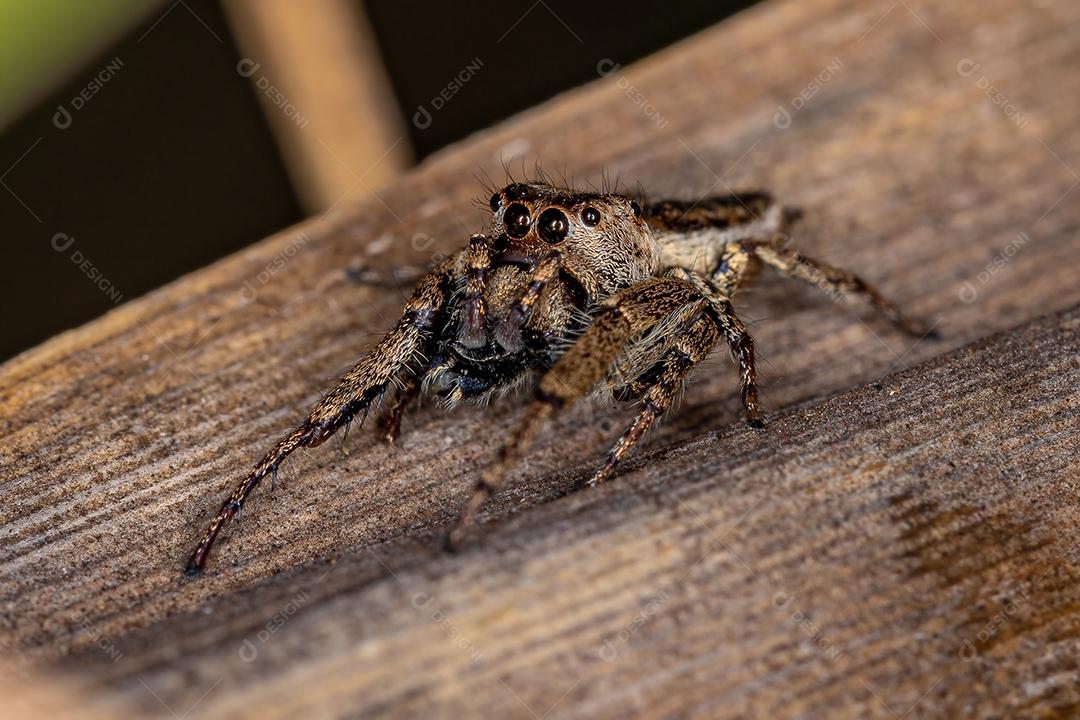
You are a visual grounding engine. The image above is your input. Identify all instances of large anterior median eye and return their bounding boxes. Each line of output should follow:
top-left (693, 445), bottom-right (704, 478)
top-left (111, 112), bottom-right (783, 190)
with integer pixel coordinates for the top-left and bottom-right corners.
top-left (537, 208), bottom-right (569, 244)
top-left (504, 202), bottom-right (531, 238)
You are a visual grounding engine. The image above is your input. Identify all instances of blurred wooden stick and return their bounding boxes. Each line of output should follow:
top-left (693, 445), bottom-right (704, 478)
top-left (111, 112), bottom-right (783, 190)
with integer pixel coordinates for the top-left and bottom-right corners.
top-left (224, 0), bottom-right (411, 214)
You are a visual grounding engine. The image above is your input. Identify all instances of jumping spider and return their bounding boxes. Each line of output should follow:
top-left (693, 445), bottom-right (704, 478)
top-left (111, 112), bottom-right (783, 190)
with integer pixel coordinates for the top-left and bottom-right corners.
top-left (185, 181), bottom-right (932, 574)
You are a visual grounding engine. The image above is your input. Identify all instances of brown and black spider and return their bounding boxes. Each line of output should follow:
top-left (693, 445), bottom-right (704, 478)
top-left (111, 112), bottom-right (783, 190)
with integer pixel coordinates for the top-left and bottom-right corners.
top-left (184, 180), bottom-right (933, 574)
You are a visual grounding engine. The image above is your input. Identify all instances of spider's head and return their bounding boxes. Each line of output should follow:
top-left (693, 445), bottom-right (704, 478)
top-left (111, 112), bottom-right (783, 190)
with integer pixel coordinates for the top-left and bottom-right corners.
top-left (487, 182), bottom-right (658, 293)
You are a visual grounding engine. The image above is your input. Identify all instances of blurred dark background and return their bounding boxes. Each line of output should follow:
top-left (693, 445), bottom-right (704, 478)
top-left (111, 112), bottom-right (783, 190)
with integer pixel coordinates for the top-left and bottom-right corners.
top-left (1, 0), bottom-right (755, 362)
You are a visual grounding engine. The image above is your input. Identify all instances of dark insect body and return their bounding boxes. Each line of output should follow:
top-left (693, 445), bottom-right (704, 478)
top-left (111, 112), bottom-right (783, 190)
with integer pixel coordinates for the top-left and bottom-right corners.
top-left (185, 180), bottom-right (933, 574)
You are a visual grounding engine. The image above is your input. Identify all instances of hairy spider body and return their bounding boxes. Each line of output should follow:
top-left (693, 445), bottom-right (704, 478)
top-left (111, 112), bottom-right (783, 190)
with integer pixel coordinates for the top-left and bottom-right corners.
top-left (185, 181), bottom-right (932, 574)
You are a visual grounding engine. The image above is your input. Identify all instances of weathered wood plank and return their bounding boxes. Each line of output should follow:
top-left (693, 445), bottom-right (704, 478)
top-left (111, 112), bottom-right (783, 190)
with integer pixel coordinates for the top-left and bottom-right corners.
top-left (47, 305), bottom-right (1080, 719)
top-left (2, 0), bottom-right (1079, 716)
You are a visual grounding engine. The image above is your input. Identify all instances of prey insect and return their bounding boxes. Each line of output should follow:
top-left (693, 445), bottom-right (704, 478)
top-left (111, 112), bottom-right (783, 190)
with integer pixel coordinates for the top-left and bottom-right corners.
top-left (185, 180), bottom-right (933, 574)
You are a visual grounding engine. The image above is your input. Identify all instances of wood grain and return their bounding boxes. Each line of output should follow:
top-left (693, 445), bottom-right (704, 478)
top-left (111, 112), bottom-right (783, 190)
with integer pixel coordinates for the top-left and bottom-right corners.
top-left (2, 0), bottom-right (1079, 717)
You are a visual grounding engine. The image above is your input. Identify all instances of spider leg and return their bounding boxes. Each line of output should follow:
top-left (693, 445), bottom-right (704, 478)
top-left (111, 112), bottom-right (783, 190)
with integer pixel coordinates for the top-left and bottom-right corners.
top-left (458, 233), bottom-right (494, 348)
top-left (710, 240), bottom-right (761, 297)
top-left (185, 254), bottom-right (457, 574)
top-left (376, 374), bottom-right (420, 446)
top-left (445, 276), bottom-right (703, 550)
top-left (588, 312), bottom-right (721, 486)
top-left (670, 267), bottom-right (765, 427)
top-left (712, 297), bottom-right (765, 427)
top-left (645, 192), bottom-right (775, 233)
top-left (752, 238), bottom-right (935, 337)
top-left (492, 251), bottom-right (561, 353)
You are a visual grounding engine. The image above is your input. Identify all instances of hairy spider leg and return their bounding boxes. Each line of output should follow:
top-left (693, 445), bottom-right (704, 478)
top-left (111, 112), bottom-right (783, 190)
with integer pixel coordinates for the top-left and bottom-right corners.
top-left (458, 233), bottom-right (495, 349)
top-left (184, 253), bottom-right (458, 574)
top-left (670, 266), bottom-right (764, 428)
top-left (492, 251), bottom-right (562, 353)
top-left (588, 311), bottom-right (722, 486)
top-left (446, 276), bottom-right (705, 550)
top-left (752, 238), bottom-right (934, 337)
top-left (645, 192), bottom-right (776, 233)
top-left (376, 374), bottom-right (421, 446)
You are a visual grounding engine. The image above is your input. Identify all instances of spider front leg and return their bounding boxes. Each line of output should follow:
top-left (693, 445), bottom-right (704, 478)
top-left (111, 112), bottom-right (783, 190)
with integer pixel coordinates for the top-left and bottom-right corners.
top-left (376, 375), bottom-right (420, 446)
top-left (492, 251), bottom-right (561, 353)
top-left (458, 233), bottom-right (495, 348)
top-left (445, 276), bottom-right (704, 550)
top-left (184, 254), bottom-right (457, 575)
top-left (752, 237), bottom-right (935, 337)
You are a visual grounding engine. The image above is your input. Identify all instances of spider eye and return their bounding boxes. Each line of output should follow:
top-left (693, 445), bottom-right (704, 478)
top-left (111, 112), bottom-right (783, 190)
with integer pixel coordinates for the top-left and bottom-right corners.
top-left (504, 202), bottom-right (531, 238)
top-left (581, 207), bottom-right (601, 226)
top-left (505, 183), bottom-right (529, 201)
top-left (629, 200), bottom-right (642, 218)
top-left (537, 208), bottom-right (569, 244)
top-left (489, 193), bottom-right (502, 212)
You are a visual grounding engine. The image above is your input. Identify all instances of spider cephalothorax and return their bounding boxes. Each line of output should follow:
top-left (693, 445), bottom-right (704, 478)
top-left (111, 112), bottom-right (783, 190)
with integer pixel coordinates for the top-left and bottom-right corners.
top-left (185, 180), bottom-right (933, 574)
top-left (426, 182), bottom-right (658, 407)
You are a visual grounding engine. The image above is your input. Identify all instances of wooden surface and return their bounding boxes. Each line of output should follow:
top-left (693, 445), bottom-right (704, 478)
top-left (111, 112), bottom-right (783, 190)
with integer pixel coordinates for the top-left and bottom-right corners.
top-left (2, 0), bottom-right (1079, 717)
